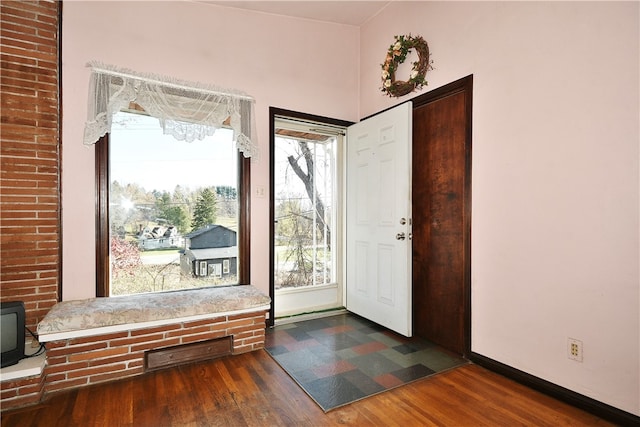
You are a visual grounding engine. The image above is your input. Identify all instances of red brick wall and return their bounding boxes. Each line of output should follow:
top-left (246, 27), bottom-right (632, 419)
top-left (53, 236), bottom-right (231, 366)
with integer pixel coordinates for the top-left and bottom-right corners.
top-left (0, 0), bottom-right (60, 332)
top-left (0, 371), bottom-right (46, 409)
top-left (43, 312), bottom-right (267, 396)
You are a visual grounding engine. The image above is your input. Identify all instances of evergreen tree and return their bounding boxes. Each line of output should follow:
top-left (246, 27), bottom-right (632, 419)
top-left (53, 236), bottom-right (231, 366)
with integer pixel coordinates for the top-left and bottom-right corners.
top-left (191, 187), bottom-right (218, 231)
top-left (215, 185), bottom-right (238, 218)
top-left (166, 205), bottom-right (190, 233)
top-left (155, 191), bottom-right (190, 233)
top-left (215, 185), bottom-right (237, 200)
top-left (155, 192), bottom-right (172, 219)
top-left (156, 190), bottom-right (189, 233)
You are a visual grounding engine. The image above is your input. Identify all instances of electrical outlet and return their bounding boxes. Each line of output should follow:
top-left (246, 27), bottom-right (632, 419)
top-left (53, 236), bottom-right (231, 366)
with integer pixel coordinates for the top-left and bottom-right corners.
top-left (568, 338), bottom-right (583, 362)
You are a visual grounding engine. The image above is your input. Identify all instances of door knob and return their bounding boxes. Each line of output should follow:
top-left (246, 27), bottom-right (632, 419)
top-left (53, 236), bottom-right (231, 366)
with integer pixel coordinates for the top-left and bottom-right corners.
top-left (396, 232), bottom-right (406, 240)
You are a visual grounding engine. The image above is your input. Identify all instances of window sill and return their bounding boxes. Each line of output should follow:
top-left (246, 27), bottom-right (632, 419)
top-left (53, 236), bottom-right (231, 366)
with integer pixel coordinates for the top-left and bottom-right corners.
top-left (0, 343), bottom-right (45, 382)
top-left (275, 282), bottom-right (338, 295)
top-left (37, 285), bottom-right (271, 342)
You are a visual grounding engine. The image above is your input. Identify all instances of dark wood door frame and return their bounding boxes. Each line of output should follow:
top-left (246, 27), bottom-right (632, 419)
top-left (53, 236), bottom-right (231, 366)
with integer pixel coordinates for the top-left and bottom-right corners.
top-left (410, 75), bottom-right (472, 357)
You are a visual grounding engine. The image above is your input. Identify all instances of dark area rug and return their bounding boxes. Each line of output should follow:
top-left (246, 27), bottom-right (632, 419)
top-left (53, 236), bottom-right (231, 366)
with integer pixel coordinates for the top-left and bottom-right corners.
top-left (265, 312), bottom-right (468, 412)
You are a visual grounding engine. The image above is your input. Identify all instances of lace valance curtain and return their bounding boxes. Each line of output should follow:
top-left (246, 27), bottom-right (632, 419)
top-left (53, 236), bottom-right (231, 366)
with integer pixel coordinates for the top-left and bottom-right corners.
top-left (83, 62), bottom-right (258, 158)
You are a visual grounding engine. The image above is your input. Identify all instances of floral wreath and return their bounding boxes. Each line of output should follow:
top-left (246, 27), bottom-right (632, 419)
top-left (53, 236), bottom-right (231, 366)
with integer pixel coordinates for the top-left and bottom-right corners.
top-left (381, 34), bottom-right (431, 97)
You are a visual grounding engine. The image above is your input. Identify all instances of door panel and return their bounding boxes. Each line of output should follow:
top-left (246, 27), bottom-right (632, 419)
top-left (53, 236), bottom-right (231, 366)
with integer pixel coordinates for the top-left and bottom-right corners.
top-left (346, 102), bottom-right (412, 337)
top-left (412, 87), bottom-right (471, 355)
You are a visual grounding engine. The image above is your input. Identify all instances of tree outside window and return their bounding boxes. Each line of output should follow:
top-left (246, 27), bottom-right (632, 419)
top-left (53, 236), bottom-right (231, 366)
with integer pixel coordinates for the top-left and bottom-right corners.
top-left (103, 111), bottom-right (245, 296)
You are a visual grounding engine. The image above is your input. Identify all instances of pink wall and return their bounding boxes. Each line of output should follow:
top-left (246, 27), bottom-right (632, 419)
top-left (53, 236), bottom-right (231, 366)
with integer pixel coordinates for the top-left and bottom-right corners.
top-left (62, 0), bottom-right (639, 416)
top-left (359, 1), bottom-right (639, 416)
top-left (61, 1), bottom-right (359, 300)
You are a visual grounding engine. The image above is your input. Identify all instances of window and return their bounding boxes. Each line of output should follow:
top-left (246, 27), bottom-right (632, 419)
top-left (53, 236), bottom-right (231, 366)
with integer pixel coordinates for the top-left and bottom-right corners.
top-left (87, 64), bottom-right (256, 297)
top-left (96, 112), bottom-right (251, 296)
top-left (199, 261), bottom-right (208, 277)
top-left (268, 107), bottom-right (351, 323)
top-left (211, 263), bottom-right (222, 278)
top-left (273, 121), bottom-right (337, 288)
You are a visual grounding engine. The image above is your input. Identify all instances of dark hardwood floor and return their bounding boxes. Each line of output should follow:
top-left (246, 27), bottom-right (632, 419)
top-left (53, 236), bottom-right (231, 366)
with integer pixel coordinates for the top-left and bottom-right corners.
top-left (2, 350), bottom-right (614, 426)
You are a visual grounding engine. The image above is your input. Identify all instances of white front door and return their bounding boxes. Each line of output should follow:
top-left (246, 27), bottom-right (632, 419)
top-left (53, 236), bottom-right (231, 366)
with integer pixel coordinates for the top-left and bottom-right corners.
top-left (346, 102), bottom-right (413, 337)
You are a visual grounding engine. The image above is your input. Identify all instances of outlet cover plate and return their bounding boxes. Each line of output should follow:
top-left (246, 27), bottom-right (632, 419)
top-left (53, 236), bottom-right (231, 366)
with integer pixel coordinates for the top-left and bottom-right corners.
top-left (568, 337), bottom-right (583, 362)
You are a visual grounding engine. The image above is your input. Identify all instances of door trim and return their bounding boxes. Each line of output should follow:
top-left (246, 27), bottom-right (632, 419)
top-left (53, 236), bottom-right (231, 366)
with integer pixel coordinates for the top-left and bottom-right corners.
top-left (411, 75), bottom-right (473, 356)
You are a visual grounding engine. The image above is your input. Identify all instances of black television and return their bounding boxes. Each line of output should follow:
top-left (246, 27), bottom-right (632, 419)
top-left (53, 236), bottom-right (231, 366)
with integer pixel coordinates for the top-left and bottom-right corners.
top-left (1, 301), bottom-right (26, 368)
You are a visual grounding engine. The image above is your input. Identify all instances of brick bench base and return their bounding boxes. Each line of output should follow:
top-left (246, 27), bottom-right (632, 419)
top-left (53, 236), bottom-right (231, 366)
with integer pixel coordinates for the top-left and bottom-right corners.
top-left (1, 286), bottom-right (270, 411)
top-left (42, 311), bottom-right (267, 395)
top-left (0, 371), bottom-right (47, 411)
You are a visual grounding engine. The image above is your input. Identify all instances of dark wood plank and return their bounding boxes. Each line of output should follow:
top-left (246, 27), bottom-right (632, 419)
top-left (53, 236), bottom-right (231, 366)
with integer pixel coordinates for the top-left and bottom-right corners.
top-left (146, 337), bottom-right (232, 371)
top-left (1, 350), bottom-right (614, 427)
top-left (412, 83), bottom-right (471, 355)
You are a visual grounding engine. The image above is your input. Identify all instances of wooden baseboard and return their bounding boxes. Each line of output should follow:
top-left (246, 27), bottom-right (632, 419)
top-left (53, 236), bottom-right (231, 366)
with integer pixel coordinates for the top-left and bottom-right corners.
top-left (469, 352), bottom-right (639, 427)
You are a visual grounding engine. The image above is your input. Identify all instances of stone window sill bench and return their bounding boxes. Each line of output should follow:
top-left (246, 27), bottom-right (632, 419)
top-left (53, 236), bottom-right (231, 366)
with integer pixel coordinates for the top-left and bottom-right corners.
top-left (36, 285), bottom-right (271, 342)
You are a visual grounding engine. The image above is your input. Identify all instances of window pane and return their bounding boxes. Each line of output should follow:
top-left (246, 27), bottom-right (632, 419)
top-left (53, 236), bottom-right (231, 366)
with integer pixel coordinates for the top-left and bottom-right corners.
top-left (274, 133), bottom-right (336, 289)
top-left (109, 111), bottom-right (239, 296)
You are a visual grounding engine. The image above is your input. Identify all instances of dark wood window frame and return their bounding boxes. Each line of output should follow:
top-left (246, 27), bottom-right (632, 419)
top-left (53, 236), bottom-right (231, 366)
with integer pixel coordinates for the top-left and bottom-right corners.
top-left (95, 133), bottom-right (251, 297)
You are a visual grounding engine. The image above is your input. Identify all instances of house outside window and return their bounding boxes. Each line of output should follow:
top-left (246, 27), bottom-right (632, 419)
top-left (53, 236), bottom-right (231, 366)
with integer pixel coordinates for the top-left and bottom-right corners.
top-left (179, 224), bottom-right (238, 281)
top-left (98, 111), bottom-right (250, 296)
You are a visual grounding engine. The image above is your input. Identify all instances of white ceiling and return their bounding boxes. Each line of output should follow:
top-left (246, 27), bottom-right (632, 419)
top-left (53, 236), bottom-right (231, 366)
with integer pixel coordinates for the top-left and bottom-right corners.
top-left (201, 1), bottom-right (391, 26)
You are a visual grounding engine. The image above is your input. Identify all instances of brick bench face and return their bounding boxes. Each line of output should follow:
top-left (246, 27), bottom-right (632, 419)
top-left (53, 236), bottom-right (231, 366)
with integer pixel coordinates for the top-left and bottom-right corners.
top-left (0, 375), bottom-right (46, 410)
top-left (43, 312), bottom-right (267, 394)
